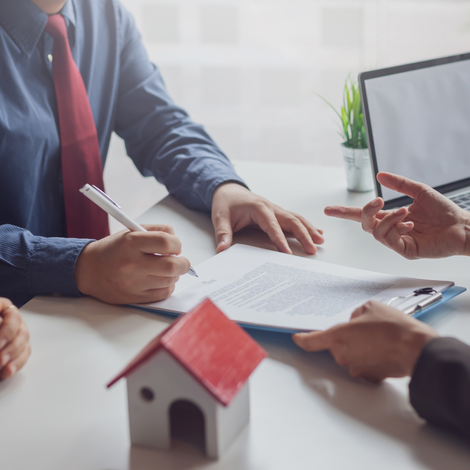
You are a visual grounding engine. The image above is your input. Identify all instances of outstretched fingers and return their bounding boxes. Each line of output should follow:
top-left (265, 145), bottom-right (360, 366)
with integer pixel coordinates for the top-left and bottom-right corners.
top-left (278, 213), bottom-right (323, 255)
top-left (251, 205), bottom-right (292, 254)
top-left (325, 198), bottom-right (388, 233)
top-left (293, 327), bottom-right (350, 368)
top-left (292, 213), bottom-right (325, 244)
top-left (324, 205), bottom-right (363, 222)
top-left (293, 330), bottom-right (331, 352)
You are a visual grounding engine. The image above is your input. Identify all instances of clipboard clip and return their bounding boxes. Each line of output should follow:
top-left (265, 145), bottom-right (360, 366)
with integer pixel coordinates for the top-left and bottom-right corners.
top-left (385, 287), bottom-right (442, 315)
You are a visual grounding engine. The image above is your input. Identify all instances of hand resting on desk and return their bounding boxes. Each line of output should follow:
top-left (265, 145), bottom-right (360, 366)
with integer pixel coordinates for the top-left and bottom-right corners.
top-left (0, 297), bottom-right (30, 380)
top-left (212, 183), bottom-right (324, 255)
top-left (325, 172), bottom-right (470, 260)
top-left (74, 224), bottom-right (190, 304)
top-left (293, 300), bottom-right (438, 382)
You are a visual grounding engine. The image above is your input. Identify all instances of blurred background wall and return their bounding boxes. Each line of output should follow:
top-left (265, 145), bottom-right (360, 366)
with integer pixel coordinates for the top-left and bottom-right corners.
top-left (105, 0), bottom-right (470, 228)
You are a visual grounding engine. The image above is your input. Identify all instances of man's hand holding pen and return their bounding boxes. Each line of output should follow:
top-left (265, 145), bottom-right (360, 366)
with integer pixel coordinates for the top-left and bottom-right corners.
top-left (74, 224), bottom-right (190, 304)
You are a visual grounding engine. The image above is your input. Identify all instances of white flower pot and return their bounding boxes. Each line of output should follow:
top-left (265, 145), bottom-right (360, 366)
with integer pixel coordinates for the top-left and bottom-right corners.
top-left (341, 144), bottom-right (374, 192)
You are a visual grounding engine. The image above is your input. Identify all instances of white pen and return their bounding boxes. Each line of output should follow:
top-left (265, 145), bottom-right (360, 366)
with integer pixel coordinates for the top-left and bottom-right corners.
top-left (79, 184), bottom-right (198, 277)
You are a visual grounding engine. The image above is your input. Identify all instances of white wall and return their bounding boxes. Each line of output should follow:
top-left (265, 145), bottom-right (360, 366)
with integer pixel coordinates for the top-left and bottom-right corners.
top-left (119, 0), bottom-right (470, 167)
top-left (105, 0), bottom-right (470, 227)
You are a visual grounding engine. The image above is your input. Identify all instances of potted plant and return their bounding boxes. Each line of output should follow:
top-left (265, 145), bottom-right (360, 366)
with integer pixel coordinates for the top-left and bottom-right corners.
top-left (316, 77), bottom-right (374, 192)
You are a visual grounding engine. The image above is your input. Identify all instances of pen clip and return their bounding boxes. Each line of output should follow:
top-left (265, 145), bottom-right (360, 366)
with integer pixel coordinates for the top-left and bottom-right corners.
top-left (92, 185), bottom-right (121, 209)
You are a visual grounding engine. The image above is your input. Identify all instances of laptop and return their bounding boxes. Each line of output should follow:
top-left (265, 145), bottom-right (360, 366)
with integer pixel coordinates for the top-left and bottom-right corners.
top-left (359, 53), bottom-right (470, 210)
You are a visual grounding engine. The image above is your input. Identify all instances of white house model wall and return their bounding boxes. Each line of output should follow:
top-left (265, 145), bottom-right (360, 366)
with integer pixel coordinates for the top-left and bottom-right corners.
top-left (126, 349), bottom-right (250, 459)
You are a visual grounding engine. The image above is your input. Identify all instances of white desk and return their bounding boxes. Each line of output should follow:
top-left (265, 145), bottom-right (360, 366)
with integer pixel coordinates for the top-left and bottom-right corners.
top-left (3, 161), bottom-right (470, 470)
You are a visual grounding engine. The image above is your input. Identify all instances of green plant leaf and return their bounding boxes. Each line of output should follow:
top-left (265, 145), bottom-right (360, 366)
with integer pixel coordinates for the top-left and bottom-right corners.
top-left (351, 85), bottom-right (362, 148)
top-left (345, 83), bottom-right (352, 122)
top-left (341, 107), bottom-right (350, 142)
top-left (312, 75), bottom-right (368, 149)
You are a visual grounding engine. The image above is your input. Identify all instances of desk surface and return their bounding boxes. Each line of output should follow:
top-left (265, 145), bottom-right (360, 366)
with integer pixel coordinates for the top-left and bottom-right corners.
top-left (3, 161), bottom-right (470, 470)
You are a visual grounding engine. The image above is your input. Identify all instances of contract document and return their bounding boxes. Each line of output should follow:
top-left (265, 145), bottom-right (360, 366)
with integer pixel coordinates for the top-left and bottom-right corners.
top-left (137, 244), bottom-right (454, 332)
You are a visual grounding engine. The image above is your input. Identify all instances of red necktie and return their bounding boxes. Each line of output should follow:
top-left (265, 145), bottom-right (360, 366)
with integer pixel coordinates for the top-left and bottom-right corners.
top-left (46, 14), bottom-right (109, 239)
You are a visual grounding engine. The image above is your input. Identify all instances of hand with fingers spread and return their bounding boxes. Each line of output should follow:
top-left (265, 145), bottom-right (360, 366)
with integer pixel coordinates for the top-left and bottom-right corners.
top-left (74, 224), bottom-right (190, 304)
top-left (211, 183), bottom-right (324, 255)
top-left (293, 300), bottom-right (438, 382)
top-left (0, 298), bottom-right (31, 380)
top-left (325, 172), bottom-right (470, 259)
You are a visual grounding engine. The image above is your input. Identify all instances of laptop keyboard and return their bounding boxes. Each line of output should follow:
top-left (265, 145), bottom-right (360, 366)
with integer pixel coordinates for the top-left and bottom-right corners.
top-left (449, 192), bottom-right (470, 211)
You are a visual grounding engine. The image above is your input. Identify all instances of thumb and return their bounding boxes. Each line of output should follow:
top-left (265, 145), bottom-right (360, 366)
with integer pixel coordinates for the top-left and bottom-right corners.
top-left (350, 304), bottom-right (367, 320)
top-left (213, 210), bottom-right (233, 253)
top-left (377, 172), bottom-right (427, 200)
top-left (0, 297), bottom-right (13, 313)
top-left (350, 300), bottom-right (380, 320)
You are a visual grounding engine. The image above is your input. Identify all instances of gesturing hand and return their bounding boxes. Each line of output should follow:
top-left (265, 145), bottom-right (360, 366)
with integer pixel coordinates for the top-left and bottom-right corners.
top-left (325, 172), bottom-right (470, 259)
top-left (74, 224), bottom-right (190, 304)
top-left (0, 298), bottom-right (31, 380)
top-left (293, 300), bottom-right (438, 383)
top-left (212, 183), bottom-right (324, 255)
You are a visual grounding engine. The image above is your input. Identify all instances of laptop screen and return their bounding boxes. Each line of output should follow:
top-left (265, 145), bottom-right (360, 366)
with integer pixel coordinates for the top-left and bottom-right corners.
top-left (360, 54), bottom-right (470, 208)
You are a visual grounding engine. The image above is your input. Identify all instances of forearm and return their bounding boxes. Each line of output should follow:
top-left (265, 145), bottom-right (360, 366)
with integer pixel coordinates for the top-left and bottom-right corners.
top-left (117, 73), bottom-right (246, 211)
top-left (409, 337), bottom-right (470, 439)
top-left (114, 5), bottom-right (246, 212)
top-left (0, 225), bottom-right (92, 307)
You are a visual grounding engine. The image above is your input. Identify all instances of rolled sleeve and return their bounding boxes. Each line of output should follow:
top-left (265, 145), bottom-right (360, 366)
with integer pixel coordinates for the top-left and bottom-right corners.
top-left (114, 4), bottom-right (246, 213)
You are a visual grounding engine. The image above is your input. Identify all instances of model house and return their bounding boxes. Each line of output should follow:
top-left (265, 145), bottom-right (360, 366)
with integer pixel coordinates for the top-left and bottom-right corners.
top-left (107, 298), bottom-right (267, 459)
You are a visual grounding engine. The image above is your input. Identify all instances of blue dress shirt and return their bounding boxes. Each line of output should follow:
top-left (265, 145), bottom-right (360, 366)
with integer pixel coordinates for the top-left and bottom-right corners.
top-left (0, 0), bottom-right (245, 307)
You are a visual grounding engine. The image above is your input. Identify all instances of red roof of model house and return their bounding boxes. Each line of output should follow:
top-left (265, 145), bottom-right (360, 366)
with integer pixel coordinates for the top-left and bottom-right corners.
top-left (107, 298), bottom-right (267, 406)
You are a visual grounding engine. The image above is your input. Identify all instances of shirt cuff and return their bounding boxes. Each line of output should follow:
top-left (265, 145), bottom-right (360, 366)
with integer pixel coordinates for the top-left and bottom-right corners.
top-left (28, 236), bottom-right (93, 298)
top-left (193, 169), bottom-right (248, 211)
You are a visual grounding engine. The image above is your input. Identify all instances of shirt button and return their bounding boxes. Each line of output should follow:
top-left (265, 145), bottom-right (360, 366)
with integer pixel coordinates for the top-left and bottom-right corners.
top-left (47, 54), bottom-right (53, 63)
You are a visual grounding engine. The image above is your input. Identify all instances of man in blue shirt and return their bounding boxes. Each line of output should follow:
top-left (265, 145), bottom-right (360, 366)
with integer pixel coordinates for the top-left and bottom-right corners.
top-left (0, 0), bottom-right (324, 307)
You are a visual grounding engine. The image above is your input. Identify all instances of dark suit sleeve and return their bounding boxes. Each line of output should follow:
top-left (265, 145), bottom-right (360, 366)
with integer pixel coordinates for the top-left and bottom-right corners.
top-left (409, 337), bottom-right (470, 439)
